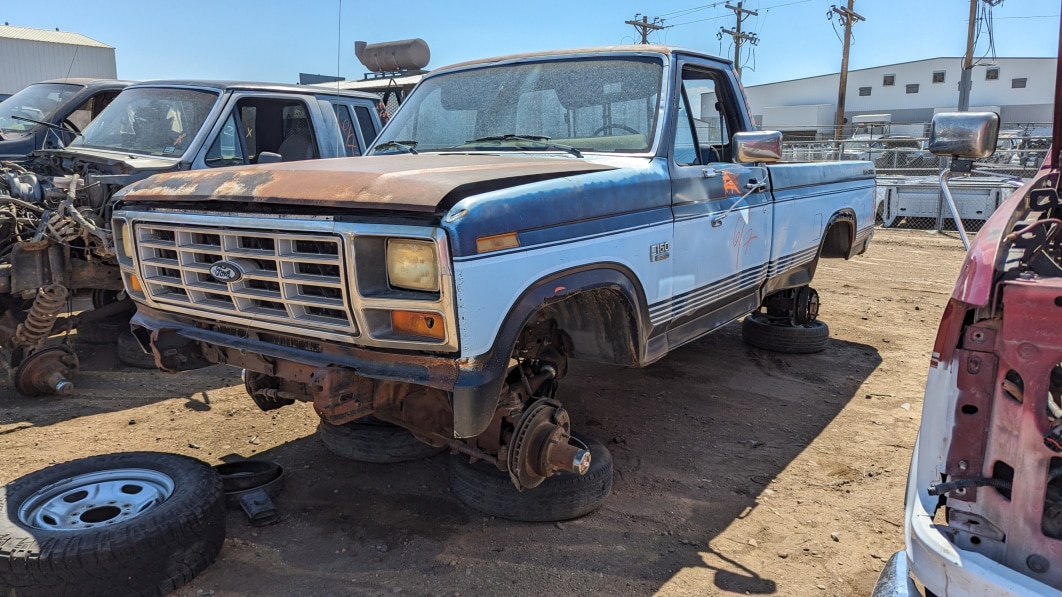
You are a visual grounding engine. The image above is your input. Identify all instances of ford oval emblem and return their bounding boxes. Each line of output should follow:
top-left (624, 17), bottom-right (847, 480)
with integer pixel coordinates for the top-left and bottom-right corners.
top-left (209, 261), bottom-right (244, 283)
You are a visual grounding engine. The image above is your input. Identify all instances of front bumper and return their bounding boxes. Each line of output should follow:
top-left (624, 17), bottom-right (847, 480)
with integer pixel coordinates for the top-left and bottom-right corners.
top-left (131, 304), bottom-right (504, 438)
top-left (902, 487), bottom-right (1062, 597)
top-left (131, 304), bottom-right (460, 389)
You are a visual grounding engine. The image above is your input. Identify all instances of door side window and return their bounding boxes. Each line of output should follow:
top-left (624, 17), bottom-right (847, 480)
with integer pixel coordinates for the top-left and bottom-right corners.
top-left (673, 93), bottom-right (699, 166)
top-left (331, 103), bottom-right (360, 156)
top-left (66, 97), bottom-right (95, 131)
top-left (353, 105), bottom-right (378, 147)
top-left (673, 67), bottom-right (731, 165)
top-left (204, 112), bottom-right (245, 167)
top-left (207, 97), bottom-right (318, 164)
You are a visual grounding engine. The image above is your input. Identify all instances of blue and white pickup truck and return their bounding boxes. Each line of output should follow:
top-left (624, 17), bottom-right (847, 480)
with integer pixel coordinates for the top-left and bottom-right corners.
top-left (112, 45), bottom-right (874, 521)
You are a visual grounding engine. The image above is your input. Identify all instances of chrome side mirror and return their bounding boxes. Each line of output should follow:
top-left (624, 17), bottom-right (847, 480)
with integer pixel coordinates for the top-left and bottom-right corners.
top-left (733, 131), bottom-right (782, 163)
top-left (928, 112), bottom-right (999, 158)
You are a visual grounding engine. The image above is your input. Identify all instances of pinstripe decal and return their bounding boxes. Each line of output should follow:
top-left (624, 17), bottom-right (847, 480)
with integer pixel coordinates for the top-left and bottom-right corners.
top-left (647, 245), bottom-right (821, 327)
top-left (767, 246), bottom-right (818, 278)
top-left (649, 262), bottom-right (766, 325)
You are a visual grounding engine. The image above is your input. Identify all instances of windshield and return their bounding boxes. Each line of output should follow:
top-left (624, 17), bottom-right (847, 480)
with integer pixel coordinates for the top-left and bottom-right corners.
top-left (0, 83), bottom-right (81, 136)
top-left (374, 56), bottom-right (664, 154)
top-left (71, 87), bottom-right (219, 157)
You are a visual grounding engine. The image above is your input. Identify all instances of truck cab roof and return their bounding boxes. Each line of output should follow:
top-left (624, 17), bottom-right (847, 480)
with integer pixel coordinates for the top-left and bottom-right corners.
top-left (125, 80), bottom-right (380, 102)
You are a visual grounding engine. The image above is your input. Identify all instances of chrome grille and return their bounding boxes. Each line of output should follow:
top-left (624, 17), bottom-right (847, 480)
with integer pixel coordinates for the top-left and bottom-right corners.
top-left (134, 223), bottom-right (356, 335)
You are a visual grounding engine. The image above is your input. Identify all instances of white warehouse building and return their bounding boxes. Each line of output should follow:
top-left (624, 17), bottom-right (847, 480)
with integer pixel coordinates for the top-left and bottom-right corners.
top-left (744, 57), bottom-right (1056, 139)
top-left (0, 25), bottom-right (117, 95)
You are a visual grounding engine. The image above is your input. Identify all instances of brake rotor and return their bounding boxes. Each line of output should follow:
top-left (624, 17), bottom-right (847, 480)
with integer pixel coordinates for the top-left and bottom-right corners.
top-left (507, 399), bottom-right (574, 490)
top-left (14, 345), bottom-right (79, 397)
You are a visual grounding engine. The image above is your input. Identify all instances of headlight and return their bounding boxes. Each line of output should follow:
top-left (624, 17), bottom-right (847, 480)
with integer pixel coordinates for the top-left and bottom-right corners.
top-left (386, 239), bottom-right (439, 292)
top-left (115, 220), bottom-right (134, 261)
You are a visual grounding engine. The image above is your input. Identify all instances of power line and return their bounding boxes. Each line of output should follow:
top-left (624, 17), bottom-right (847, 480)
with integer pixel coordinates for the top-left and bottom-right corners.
top-left (658, 2), bottom-right (727, 19)
top-left (993, 14), bottom-right (1059, 19)
top-left (666, 0), bottom-right (812, 29)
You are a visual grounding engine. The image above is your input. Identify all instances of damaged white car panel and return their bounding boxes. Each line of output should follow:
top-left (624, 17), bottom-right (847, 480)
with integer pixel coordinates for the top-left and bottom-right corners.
top-left (874, 77), bottom-right (1062, 596)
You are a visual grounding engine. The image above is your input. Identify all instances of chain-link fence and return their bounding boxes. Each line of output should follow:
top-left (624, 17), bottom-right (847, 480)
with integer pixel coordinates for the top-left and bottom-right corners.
top-left (780, 129), bottom-right (1049, 234)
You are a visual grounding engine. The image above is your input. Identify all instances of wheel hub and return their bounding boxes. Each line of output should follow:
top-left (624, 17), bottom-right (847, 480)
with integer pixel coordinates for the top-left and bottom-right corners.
top-left (507, 399), bottom-right (591, 490)
top-left (17, 469), bottom-right (175, 531)
top-left (14, 346), bottom-right (79, 397)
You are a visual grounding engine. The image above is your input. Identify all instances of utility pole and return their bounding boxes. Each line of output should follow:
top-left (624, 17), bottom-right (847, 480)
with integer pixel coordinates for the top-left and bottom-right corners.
top-left (957, 0), bottom-right (978, 111)
top-left (830, 1), bottom-right (865, 140)
top-left (718, 2), bottom-right (759, 77)
top-left (958, 0), bottom-right (1004, 111)
top-left (625, 14), bottom-right (664, 44)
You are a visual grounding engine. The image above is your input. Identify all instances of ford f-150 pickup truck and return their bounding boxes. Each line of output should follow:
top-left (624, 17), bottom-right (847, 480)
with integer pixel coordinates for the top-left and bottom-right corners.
top-left (0, 80), bottom-right (382, 397)
top-left (112, 46), bottom-right (875, 521)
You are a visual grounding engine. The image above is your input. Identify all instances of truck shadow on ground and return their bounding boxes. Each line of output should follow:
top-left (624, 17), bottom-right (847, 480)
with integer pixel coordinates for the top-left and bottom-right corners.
top-left (0, 339), bottom-right (240, 429)
top-left (183, 321), bottom-right (883, 596)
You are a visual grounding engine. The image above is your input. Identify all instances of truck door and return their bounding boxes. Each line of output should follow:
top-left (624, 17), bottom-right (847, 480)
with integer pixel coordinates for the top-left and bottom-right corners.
top-left (667, 61), bottom-right (772, 347)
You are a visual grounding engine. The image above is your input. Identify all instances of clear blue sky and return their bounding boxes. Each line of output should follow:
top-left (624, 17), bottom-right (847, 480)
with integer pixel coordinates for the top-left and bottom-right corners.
top-left (3, 0), bottom-right (1058, 87)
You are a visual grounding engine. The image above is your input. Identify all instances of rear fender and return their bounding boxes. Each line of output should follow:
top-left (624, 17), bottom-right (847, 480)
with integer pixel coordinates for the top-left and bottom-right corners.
top-left (819, 208), bottom-right (857, 259)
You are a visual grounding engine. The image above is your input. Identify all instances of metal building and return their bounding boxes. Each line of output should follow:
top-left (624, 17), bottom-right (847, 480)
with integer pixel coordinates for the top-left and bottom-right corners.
top-left (743, 56), bottom-right (1055, 139)
top-left (0, 25), bottom-right (117, 95)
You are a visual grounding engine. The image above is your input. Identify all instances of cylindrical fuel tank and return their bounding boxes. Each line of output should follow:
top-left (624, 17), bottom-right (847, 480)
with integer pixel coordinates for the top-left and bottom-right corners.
top-left (354, 39), bottom-right (430, 72)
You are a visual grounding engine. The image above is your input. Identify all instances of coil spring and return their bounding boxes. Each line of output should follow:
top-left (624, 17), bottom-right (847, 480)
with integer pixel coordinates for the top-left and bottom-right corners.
top-left (14, 284), bottom-right (68, 347)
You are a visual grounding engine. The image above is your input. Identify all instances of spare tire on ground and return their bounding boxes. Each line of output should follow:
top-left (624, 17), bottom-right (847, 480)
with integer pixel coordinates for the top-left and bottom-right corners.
top-left (449, 432), bottom-right (613, 522)
top-left (0, 452), bottom-right (225, 597)
top-left (317, 416), bottom-right (446, 463)
top-left (741, 312), bottom-right (830, 354)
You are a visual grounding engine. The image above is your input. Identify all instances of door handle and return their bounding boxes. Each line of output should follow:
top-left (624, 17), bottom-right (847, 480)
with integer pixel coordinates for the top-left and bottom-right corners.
top-left (745, 178), bottom-right (767, 191)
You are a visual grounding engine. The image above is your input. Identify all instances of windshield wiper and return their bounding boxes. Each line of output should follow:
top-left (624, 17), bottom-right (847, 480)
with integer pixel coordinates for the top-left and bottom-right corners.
top-left (373, 140), bottom-right (419, 154)
top-left (11, 115), bottom-right (80, 147)
top-left (11, 115), bottom-right (69, 132)
top-left (468, 134), bottom-right (582, 158)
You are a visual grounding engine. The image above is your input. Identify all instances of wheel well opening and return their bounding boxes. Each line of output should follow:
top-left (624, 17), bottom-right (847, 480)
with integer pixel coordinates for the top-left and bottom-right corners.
top-left (537, 288), bottom-right (640, 367)
top-left (820, 220), bottom-right (854, 259)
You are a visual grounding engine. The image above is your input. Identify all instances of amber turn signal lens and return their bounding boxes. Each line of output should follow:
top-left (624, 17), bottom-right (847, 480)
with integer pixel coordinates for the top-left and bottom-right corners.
top-left (128, 273), bottom-right (144, 294)
top-left (391, 310), bottom-right (445, 340)
top-left (475, 232), bottom-right (519, 254)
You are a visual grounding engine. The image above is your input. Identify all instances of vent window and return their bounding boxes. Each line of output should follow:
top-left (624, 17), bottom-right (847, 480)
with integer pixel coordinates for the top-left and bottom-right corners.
top-left (883, 74), bottom-right (895, 86)
top-left (906, 84), bottom-right (920, 94)
top-left (1012, 78), bottom-right (1028, 89)
top-left (932, 71), bottom-right (946, 84)
top-left (858, 87), bottom-right (871, 97)
top-left (986, 67), bottom-right (1000, 81)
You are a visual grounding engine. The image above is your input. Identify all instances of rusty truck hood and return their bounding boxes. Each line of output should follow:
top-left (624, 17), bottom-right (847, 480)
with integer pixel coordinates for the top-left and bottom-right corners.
top-left (115, 154), bottom-right (617, 212)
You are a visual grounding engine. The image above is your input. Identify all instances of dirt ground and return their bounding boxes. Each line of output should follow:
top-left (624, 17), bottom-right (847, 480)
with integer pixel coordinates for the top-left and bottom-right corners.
top-left (0, 230), bottom-right (970, 597)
